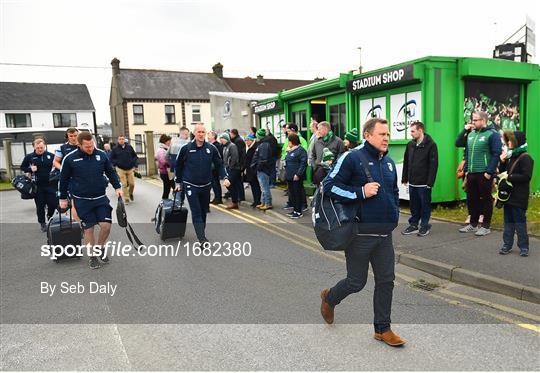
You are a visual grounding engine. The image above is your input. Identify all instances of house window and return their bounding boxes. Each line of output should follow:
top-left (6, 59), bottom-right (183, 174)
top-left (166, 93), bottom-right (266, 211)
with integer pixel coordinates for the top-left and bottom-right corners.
top-left (5, 113), bottom-right (31, 128)
top-left (53, 113), bottom-right (77, 128)
top-left (191, 105), bottom-right (201, 122)
top-left (134, 134), bottom-right (143, 153)
top-left (165, 105), bottom-right (176, 124)
top-left (133, 105), bottom-right (144, 124)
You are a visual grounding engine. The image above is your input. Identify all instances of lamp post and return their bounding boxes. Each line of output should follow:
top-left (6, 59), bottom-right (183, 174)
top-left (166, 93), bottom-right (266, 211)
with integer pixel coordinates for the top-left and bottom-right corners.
top-left (357, 46), bottom-right (363, 74)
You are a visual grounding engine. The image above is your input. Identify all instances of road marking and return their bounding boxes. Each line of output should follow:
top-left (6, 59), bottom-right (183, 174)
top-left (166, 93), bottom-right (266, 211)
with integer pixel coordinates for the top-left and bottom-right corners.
top-left (144, 178), bottom-right (540, 332)
top-left (439, 289), bottom-right (540, 323)
top-left (211, 203), bottom-right (345, 263)
top-left (216, 204), bottom-right (321, 247)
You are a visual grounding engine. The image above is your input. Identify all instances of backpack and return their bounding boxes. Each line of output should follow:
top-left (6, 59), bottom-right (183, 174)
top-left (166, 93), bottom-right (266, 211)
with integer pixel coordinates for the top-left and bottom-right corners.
top-left (11, 175), bottom-right (37, 199)
top-left (311, 150), bottom-right (372, 251)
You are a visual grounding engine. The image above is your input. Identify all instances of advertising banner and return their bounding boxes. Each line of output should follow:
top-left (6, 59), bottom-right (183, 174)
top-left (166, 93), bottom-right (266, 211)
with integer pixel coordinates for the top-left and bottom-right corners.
top-left (464, 80), bottom-right (520, 131)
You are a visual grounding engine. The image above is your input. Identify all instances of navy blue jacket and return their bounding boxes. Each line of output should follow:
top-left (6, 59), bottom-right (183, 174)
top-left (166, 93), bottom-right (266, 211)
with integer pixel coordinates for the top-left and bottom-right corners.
top-left (59, 148), bottom-right (121, 200)
top-left (110, 143), bottom-right (138, 170)
top-left (21, 151), bottom-right (55, 185)
top-left (55, 142), bottom-right (79, 161)
top-left (175, 140), bottom-right (227, 187)
top-left (322, 141), bottom-right (399, 234)
top-left (251, 136), bottom-right (274, 175)
top-left (284, 146), bottom-right (307, 181)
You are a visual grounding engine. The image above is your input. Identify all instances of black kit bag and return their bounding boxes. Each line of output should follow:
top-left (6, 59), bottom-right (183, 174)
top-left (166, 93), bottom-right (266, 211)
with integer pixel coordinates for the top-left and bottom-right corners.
top-left (155, 191), bottom-right (188, 241)
top-left (11, 175), bottom-right (37, 199)
top-left (311, 150), bottom-right (374, 251)
top-left (116, 197), bottom-right (145, 250)
top-left (47, 205), bottom-right (82, 262)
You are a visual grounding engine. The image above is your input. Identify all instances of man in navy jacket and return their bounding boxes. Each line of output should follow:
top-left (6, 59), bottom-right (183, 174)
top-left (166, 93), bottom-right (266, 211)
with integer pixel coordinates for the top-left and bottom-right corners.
top-left (175, 123), bottom-right (230, 244)
top-left (59, 132), bottom-right (122, 269)
top-left (320, 118), bottom-right (405, 347)
top-left (21, 138), bottom-right (57, 231)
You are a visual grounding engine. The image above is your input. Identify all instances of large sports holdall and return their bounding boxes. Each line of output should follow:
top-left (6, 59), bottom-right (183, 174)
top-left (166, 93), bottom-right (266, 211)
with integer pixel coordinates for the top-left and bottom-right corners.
top-left (47, 207), bottom-right (82, 261)
top-left (154, 192), bottom-right (188, 241)
top-left (11, 174), bottom-right (37, 199)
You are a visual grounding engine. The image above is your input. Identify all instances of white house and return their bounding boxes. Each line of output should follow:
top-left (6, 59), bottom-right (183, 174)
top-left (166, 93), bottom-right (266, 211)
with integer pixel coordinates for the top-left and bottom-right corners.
top-left (0, 82), bottom-right (96, 133)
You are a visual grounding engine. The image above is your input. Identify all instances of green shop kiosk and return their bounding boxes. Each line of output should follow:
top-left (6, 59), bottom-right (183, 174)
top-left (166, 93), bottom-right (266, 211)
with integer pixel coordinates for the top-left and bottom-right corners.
top-left (256, 56), bottom-right (539, 203)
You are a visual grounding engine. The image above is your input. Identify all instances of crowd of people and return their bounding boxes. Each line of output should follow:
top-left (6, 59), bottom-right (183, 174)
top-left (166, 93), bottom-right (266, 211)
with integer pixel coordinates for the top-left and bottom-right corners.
top-left (20, 112), bottom-right (534, 270)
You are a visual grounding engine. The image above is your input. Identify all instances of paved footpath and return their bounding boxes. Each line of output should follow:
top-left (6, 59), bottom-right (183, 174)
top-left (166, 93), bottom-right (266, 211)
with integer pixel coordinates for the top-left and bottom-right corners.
top-left (259, 183), bottom-right (540, 302)
top-left (0, 179), bottom-right (538, 370)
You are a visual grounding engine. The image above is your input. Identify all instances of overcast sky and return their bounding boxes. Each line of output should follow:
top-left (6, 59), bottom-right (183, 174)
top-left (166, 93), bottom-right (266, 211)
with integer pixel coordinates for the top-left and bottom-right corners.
top-left (0, 0), bottom-right (538, 124)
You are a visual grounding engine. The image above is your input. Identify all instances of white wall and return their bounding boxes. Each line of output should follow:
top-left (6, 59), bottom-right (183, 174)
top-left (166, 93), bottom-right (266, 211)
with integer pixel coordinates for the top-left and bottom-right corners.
top-left (0, 110), bottom-right (94, 131)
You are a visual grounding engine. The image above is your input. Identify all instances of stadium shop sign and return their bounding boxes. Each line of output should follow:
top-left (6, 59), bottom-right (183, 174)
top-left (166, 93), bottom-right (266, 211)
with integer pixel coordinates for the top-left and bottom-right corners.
top-left (254, 100), bottom-right (279, 114)
top-left (347, 65), bottom-right (414, 94)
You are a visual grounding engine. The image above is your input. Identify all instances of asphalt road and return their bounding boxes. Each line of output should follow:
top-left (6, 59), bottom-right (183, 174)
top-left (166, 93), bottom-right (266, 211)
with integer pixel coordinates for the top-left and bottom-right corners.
top-left (1, 179), bottom-right (539, 370)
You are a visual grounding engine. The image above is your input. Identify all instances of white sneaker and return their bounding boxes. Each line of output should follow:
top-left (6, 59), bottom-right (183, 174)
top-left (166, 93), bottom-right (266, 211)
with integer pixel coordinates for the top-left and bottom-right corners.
top-left (459, 224), bottom-right (477, 233)
top-left (475, 227), bottom-right (491, 236)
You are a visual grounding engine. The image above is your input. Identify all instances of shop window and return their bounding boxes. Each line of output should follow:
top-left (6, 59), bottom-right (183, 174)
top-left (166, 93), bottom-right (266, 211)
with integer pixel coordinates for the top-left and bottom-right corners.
top-left (292, 111), bottom-right (307, 139)
top-left (389, 91), bottom-right (421, 140)
top-left (329, 104), bottom-right (346, 139)
top-left (133, 105), bottom-right (144, 124)
top-left (53, 113), bottom-right (77, 128)
top-left (5, 113), bottom-right (31, 128)
top-left (165, 105), bottom-right (176, 124)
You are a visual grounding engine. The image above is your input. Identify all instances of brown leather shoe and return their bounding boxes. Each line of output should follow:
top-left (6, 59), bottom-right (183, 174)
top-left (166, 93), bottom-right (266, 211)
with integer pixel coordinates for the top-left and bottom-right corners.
top-left (320, 289), bottom-right (334, 324)
top-left (374, 330), bottom-right (406, 347)
top-left (226, 203), bottom-right (239, 210)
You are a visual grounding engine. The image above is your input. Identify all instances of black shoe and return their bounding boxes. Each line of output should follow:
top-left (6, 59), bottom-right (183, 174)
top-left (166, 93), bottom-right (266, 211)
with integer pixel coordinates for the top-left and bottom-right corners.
top-left (210, 199), bottom-right (222, 205)
top-left (286, 211), bottom-right (295, 217)
top-left (520, 249), bottom-right (529, 257)
top-left (100, 250), bottom-right (110, 263)
top-left (401, 225), bottom-right (419, 235)
top-left (417, 226), bottom-right (430, 236)
top-left (199, 240), bottom-right (211, 250)
top-left (130, 194), bottom-right (134, 201)
top-left (40, 223), bottom-right (47, 232)
top-left (302, 205), bottom-right (309, 212)
top-left (89, 257), bottom-right (101, 269)
top-left (290, 212), bottom-right (303, 219)
top-left (499, 247), bottom-right (512, 255)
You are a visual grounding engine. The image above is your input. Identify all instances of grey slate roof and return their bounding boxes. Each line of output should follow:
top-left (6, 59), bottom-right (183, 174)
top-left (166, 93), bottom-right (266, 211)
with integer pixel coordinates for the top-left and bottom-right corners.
top-left (0, 82), bottom-right (95, 111)
top-left (117, 69), bottom-right (232, 100)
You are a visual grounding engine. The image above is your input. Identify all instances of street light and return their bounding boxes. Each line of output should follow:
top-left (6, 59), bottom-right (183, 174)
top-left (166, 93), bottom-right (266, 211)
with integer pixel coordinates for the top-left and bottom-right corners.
top-left (357, 46), bottom-right (363, 74)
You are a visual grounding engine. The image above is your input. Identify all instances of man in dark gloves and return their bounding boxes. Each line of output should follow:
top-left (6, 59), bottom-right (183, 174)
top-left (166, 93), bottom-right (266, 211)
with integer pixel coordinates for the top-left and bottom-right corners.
top-left (21, 138), bottom-right (57, 232)
top-left (401, 121), bottom-right (438, 236)
top-left (319, 118), bottom-right (405, 347)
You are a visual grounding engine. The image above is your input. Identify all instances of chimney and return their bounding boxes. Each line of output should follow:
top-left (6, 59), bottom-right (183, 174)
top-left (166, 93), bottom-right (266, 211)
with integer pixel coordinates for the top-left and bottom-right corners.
top-left (256, 74), bottom-right (264, 85)
top-left (212, 62), bottom-right (223, 78)
top-left (111, 58), bottom-right (120, 76)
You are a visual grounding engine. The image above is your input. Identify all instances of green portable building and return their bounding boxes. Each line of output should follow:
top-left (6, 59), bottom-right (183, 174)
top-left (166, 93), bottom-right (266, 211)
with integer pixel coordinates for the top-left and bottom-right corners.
top-left (256, 56), bottom-right (540, 202)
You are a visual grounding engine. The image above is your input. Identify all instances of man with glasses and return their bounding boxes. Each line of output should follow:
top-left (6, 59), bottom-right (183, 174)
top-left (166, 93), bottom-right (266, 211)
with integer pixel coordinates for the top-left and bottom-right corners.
top-left (458, 111), bottom-right (502, 236)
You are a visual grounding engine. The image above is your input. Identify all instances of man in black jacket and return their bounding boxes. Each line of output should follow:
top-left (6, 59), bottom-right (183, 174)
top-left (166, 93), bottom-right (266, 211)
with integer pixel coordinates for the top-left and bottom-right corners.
top-left (220, 133), bottom-right (241, 209)
top-left (208, 131), bottom-right (223, 205)
top-left (230, 129), bottom-right (246, 201)
top-left (401, 121), bottom-right (438, 236)
top-left (110, 135), bottom-right (138, 204)
top-left (21, 138), bottom-right (57, 231)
